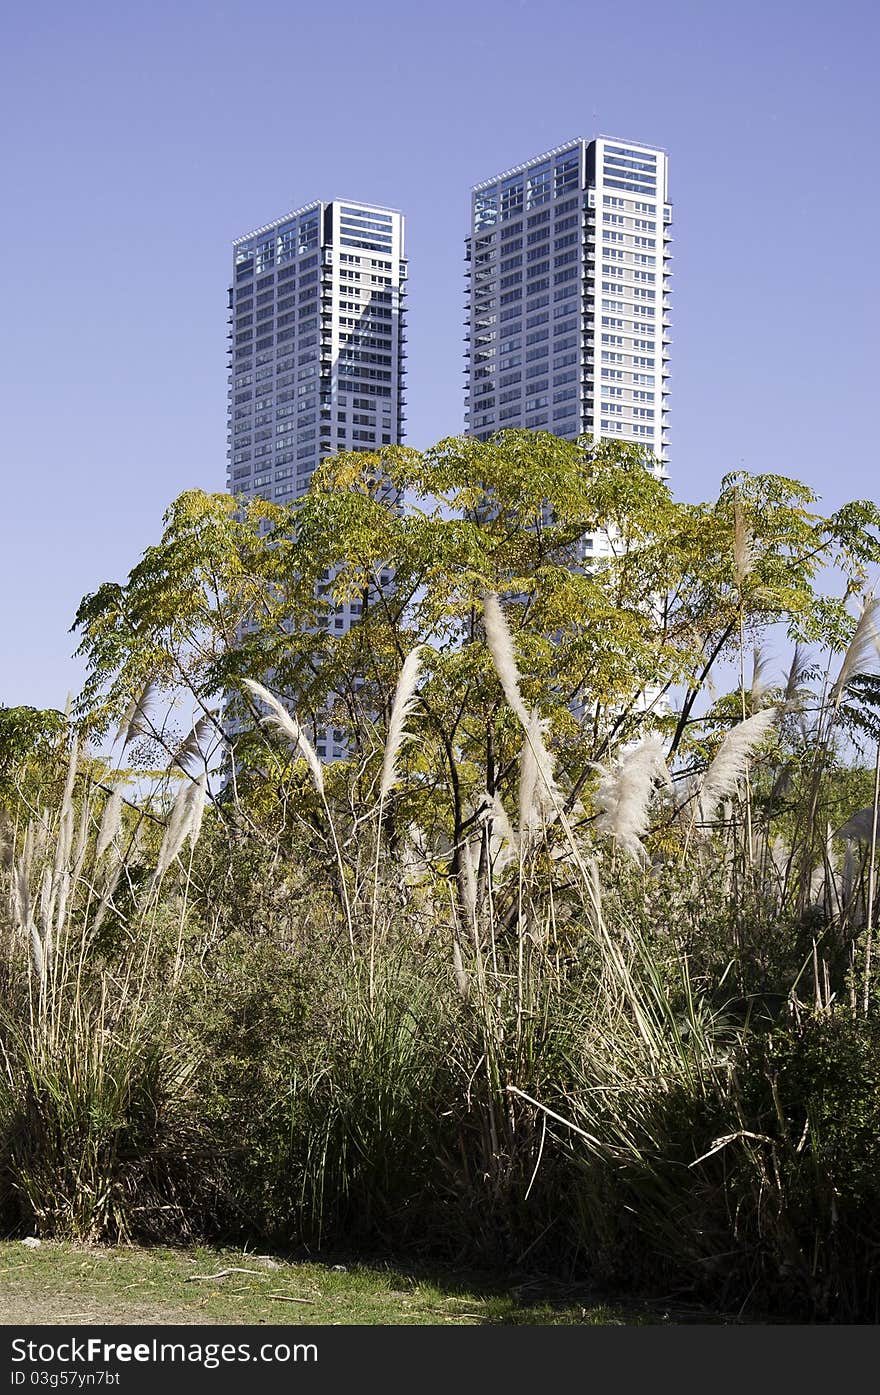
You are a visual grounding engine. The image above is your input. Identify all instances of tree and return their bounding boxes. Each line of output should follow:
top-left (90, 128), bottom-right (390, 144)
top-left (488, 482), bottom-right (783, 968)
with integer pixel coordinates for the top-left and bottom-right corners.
top-left (0, 704), bottom-right (68, 813)
top-left (72, 432), bottom-right (880, 898)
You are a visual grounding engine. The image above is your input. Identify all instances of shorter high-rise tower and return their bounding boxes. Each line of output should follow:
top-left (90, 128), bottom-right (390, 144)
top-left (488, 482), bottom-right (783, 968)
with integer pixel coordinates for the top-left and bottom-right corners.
top-left (464, 138), bottom-right (671, 470)
top-left (226, 199), bottom-right (407, 761)
top-left (228, 199), bottom-right (407, 504)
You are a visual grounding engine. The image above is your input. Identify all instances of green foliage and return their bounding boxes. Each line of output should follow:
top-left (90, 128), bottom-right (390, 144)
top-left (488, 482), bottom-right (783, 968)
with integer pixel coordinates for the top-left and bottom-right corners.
top-left (0, 1004), bottom-right (203, 1242)
top-left (0, 705), bottom-right (67, 809)
top-left (70, 435), bottom-right (880, 883)
top-left (5, 433), bottom-right (880, 1319)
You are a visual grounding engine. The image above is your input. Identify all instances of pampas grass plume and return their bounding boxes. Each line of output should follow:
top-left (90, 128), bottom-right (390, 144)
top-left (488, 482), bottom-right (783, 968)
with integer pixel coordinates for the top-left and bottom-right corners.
top-left (155, 781), bottom-right (192, 881)
top-left (487, 792), bottom-right (517, 870)
top-left (185, 771), bottom-right (208, 849)
top-left (830, 597), bottom-right (880, 708)
top-left (95, 783), bottom-right (125, 863)
top-left (697, 708), bottom-right (777, 824)
top-left (733, 498), bottom-right (754, 587)
top-left (518, 709), bottom-right (558, 837)
top-left (379, 646), bottom-right (423, 803)
top-left (29, 922), bottom-right (45, 984)
top-left (114, 678), bottom-right (158, 750)
top-left (483, 592), bottom-right (530, 729)
top-left (835, 808), bottom-right (880, 844)
top-left (595, 736), bottom-right (670, 866)
top-left (243, 678), bottom-right (325, 797)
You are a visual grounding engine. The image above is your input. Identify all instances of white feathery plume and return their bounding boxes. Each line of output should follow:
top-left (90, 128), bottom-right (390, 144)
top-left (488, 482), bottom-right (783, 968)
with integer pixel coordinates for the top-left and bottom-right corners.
top-left (483, 593), bottom-right (560, 838)
top-left (185, 771), bottom-right (208, 849)
top-left (487, 792), bottom-right (517, 871)
top-left (95, 784), bottom-right (125, 863)
top-left (518, 709), bottom-right (558, 838)
top-left (748, 647), bottom-right (774, 714)
top-left (13, 860), bottom-right (31, 937)
top-left (38, 865), bottom-right (52, 942)
top-left (482, 592), bottom-right (530, 729)
top-left (451, 933), bottom-right (469, 1000)
top-left (460, 837), bottom-right (478, 919)
top-left (783, 643), bottom-right (809, 705)
top-left (830, 596), bottom-right (880, 708)
top-left (834, 808), bottom-right (880, 844)
top-left (154, 782), bottom-right (193, 882)
top-left (808, 864), bottom-right (827, 907)
top-left (594, 736), bottom-right (671, 866)
top-left (768, 837), bottom-right (790, 891)
top-left (72, 793), bottom-right (90, 877)
top-left (43, 735), bottom-right (78, 943)
top-left (732, 498), bottom-right (754, 587)
top-left (401, 824), bottom-right (431, 886)
top-left (112, 690), bottom-right (141, 750)
top-left (55, 735), bottom-right (79, 867)
top-left (379, 646), bottom-right (424, 803)
top-left (29, 922), bottom-right (45, 985)
top-left (129, 818), bottom-right (147, 863)
top-left (0, 811), bottom-right (13, 870)
top-left (841, 840), bottom-right (856, 907)
top-left (243, 678), bottom-right (325, 797)
top-left (695, 708), bottom-right (777, 824)
top-left (53, 788), bottom-right (90, 949)
top-left (531, 712), bottom-right (559, 815)
top-left (770, 837), bottom-right (790, 870)
top-left (518, 717), bottom-right (540, 838)
top-left (114, 678), bottom-right (159, 750)
top-left (92, 854), bottom-right (126, 935)
top-left (408, 822), bottom-right (431, 861)
top-left (171, 713), bottom-right (216, 773)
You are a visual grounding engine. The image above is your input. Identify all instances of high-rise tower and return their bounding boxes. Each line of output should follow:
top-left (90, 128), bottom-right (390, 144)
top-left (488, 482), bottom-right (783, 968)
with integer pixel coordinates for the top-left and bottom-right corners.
top-left (226, 199), bottom-right (406, 761)
top-left (464, 138), bottom-right (670, 468)
top-left (228, 199), bottom-right (407, 505)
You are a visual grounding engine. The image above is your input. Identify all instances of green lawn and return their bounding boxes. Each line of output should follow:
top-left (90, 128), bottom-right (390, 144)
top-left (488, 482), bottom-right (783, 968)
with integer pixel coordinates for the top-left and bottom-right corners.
top-left (0, 1241), bottom-right (662, 1326)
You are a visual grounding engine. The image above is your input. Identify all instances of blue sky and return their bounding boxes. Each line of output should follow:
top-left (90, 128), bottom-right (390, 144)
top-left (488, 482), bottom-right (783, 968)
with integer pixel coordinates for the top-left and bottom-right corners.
top-left (1, 0), bottom-right (878, 709)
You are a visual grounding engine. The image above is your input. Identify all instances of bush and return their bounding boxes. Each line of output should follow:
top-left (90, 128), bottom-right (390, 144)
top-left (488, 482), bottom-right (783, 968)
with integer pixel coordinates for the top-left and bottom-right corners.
top-left (0, 1000), bottom-right (208, 1242)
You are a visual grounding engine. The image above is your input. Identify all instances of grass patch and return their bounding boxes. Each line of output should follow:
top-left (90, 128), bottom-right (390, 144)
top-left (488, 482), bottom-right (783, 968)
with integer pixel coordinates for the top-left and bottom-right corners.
top-left (0, 1241), bottom-right (679, 1326)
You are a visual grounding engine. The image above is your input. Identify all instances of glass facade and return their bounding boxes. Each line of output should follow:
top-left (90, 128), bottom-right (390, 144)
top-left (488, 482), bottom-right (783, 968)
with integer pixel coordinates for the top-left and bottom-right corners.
top-left (227, 199), bottom-right (406, 509)
top-left (226, 200), bottom-right (407, 759)
top-left (465, 137), bottom-right (671, 472)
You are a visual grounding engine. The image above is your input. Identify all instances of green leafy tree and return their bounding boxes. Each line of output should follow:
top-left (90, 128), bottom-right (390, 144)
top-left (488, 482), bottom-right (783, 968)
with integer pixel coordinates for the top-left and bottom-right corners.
top-left (72, 432), bottom-right (880, 894)
top-left (0, 705), bottom-right (68, 813)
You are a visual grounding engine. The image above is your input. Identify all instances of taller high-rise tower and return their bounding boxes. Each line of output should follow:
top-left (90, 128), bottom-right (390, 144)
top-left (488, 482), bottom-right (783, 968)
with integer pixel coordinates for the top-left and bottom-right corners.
top-left (227, 199), bottom-right (407, 505)
top-left (464, 138), bottom-right (670, 468)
